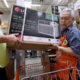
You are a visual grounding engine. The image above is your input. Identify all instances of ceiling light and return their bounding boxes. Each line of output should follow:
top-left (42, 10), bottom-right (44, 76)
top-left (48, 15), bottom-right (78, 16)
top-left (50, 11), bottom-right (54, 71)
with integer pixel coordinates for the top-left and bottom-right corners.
top-left (24, 0), bottom-right (41, 8)
top-left (25, 1), bottom-right (31, 8)
top-left (24, 0), bottom-right (32, 8)
top-left (31, 4), bottom-right (41, 7)
top-left (25, 3), bottom-right (41, 7)
top-left (3, 0), bottom-right (9, 8)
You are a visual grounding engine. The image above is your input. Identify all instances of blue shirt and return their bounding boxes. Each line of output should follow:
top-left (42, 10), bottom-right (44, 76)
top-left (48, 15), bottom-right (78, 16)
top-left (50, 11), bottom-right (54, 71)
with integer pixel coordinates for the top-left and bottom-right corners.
top-left (61, 25), bottom-right (80, 69)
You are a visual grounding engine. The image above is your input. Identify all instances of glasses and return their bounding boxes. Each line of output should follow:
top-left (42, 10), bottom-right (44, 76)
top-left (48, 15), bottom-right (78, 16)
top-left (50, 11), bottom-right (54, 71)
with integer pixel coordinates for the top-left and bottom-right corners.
top-left (60, 17), bottom-right (72, 21)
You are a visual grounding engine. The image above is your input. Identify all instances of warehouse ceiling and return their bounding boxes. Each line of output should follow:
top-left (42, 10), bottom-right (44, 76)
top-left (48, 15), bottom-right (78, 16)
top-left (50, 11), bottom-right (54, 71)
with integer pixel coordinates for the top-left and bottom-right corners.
top-left (0, 0), bottom-right (78, 14)
top-left (53, 0), bottom-right (77, 6)
top-left (31, 0), bottom-right (53, 12)
top-left (0, 0), bottom-right (16, 13)
top-left (0, 0), bottom-right (53, 13)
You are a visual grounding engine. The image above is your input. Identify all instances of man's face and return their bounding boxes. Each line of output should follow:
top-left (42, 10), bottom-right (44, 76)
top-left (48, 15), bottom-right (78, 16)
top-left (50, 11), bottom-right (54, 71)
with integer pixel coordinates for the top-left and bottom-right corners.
top-left (60, 11), bottom-right (73, 29)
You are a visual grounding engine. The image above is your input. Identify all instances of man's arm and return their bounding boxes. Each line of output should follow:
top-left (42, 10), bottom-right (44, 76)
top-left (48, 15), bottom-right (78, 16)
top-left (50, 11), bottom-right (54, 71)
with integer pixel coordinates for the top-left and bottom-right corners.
top-left (0, 34), bottom-right (20, 47)
top-left (0, 35), bottom-right (9, 43)
top-left (58, 46), bottom-right (80, 59)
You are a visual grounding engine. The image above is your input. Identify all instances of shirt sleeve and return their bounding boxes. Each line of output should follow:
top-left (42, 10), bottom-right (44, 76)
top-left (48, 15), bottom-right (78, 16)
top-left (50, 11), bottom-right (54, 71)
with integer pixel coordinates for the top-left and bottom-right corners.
top-left (67, 30), bottom-right (80, 56)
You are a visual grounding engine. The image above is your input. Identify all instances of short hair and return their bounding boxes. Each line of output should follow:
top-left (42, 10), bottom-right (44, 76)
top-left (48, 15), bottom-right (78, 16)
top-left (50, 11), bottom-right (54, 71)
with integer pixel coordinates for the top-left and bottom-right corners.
top-left (60, 8), bottom-right (75, 19)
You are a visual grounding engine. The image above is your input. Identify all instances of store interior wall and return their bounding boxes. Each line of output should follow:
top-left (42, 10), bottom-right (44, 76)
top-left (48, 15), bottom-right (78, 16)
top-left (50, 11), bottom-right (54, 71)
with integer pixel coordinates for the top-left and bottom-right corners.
top-left (1, 13), bottom-right (10, 22)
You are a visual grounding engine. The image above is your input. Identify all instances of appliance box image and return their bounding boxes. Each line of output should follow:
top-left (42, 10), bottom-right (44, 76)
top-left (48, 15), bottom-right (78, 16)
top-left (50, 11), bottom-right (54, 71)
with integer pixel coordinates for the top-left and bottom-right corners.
top-left (9, 5), bottom-right (60, 44)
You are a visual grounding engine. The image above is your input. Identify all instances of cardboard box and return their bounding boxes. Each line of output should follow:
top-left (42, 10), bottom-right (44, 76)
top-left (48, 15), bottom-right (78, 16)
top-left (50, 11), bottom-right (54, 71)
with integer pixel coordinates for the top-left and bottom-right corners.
top-left (8, 5), bottom-right (60, 50)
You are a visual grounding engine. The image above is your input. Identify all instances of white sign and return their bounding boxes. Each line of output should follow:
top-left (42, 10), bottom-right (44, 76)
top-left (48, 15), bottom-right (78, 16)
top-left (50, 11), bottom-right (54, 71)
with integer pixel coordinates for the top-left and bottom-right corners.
top-left (58, 6), bottom-right (67, 13)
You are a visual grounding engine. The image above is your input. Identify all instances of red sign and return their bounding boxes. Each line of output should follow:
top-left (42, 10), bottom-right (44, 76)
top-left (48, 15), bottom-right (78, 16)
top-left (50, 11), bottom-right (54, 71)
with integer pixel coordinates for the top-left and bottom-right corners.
top-left (14, 7), bottom-right (20, 12)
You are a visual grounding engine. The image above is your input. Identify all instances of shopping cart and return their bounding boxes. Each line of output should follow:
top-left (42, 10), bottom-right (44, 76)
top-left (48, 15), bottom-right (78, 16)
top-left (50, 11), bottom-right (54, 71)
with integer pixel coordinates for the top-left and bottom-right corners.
top-left (14, 62), bottom-right (80, 80)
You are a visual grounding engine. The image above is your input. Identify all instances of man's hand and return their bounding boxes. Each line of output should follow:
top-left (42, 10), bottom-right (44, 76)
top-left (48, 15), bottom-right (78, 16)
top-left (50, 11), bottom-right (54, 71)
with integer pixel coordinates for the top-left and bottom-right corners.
top-left (45, 44), bottom-right (59, 53)
top-left (5, 34), bottom-right (20, 47)
top-left (50, 44), bottom-right (59, 50)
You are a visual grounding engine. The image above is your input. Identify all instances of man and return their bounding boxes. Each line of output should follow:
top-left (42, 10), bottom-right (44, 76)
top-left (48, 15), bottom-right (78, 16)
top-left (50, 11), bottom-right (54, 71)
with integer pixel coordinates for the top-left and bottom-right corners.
top-left (0, 17), bottom-right (20, 80)
top-left (52, 9), bottom-right (80, 80)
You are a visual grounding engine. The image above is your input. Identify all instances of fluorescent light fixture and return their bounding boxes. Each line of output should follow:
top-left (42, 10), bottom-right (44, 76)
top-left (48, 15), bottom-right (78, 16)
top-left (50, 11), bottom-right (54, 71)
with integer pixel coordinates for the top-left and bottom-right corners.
top-left (25, 2), bottom-right (31, 8)
top-left (31, 4), bottom-right (41, 7)
top-left (25, 1), bottom-right (32, 8)
top-left (24, 1), bottom-right (41, 8)
top-left (3, 0), bottom-right (9, 8)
